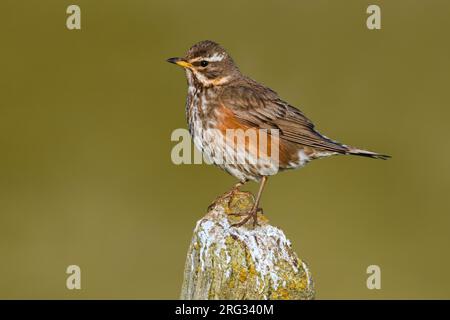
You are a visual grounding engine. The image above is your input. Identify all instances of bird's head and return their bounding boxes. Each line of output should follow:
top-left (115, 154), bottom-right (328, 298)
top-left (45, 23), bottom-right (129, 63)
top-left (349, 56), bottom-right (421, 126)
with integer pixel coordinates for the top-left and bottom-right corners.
top-left (167, 40), bottom-right (240, 87)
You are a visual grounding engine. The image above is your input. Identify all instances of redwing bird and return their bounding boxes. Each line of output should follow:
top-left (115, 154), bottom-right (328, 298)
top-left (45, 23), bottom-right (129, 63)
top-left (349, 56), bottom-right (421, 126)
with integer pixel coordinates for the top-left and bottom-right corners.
top-left (167, 40), bottom-right (389, 227)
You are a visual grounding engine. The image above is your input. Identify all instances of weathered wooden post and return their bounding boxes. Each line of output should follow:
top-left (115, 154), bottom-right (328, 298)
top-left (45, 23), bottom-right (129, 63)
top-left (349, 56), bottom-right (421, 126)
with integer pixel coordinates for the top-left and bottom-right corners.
top-left (180, 191), bottom-right (315, 300)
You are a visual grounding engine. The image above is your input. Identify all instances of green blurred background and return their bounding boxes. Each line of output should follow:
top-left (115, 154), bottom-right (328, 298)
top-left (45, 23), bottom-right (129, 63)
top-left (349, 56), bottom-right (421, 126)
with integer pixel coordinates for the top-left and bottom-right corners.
top-left (1, 0), bottom-right (449, 299)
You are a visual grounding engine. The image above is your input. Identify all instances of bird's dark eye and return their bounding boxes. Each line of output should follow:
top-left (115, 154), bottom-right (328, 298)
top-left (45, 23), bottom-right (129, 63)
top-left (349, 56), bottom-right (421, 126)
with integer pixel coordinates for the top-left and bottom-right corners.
top-left (200, 60), bottom-right (209, 67)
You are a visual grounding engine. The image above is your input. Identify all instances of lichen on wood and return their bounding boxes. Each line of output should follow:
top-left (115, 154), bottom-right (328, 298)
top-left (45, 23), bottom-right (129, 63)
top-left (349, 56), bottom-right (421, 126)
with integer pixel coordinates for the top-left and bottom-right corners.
top-left (180, 191), bottom-right (315, 300)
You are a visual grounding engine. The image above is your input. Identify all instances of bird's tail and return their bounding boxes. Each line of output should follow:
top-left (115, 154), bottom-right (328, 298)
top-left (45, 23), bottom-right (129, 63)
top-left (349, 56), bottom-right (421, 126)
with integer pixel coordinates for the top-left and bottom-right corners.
top-left (346, 147), bottom-right (391, 160)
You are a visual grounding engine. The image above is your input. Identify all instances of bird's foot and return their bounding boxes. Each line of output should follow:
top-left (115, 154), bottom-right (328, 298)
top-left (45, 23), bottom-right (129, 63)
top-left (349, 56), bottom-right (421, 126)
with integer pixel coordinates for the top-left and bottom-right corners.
top-left (207, 183), bottom-right (246, 211)
top-left (230, 207), bottom-right (263, 228)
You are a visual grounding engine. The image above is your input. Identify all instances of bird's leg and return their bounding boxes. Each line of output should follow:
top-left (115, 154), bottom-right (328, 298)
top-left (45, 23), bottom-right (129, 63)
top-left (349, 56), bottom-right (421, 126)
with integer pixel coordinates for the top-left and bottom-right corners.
top-left (207, 179), bottom-right (248, 211)
top-left (231, 176), bottom-right (268, 228)
top-left (229, 180), bottom-right (248, 196)
top-left (225, 180), bottom-right (253, 207)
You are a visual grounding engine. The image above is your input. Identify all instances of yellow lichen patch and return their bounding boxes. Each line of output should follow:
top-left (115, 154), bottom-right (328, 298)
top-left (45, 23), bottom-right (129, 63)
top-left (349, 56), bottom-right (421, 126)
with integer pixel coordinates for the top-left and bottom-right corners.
top-left (229, 192), bottom-right (254, 209)
top-left (298, 274), bottom-right (308, 290)
top-left (225, 192), bottom-right (254, 213)
top-left (239, 269), bottom-right (248, 282)
top-left (224, 235), bottom-right (234, 247)
top-left (257, 214), bottom-right (269, 224)
top-left (213, 191), bottom-right (271, 227)
top-left (248, 264), bottom-right (256, 277)
top-left (271, 287), bottom-right (290, 300)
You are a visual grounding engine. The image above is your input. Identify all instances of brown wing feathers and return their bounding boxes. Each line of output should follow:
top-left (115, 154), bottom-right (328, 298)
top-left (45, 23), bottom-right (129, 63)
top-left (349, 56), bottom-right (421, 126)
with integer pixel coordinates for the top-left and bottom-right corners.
top-left (218, 81), bottom-right (390, 160)
top-left (219, 83), bottom-right (349, 155)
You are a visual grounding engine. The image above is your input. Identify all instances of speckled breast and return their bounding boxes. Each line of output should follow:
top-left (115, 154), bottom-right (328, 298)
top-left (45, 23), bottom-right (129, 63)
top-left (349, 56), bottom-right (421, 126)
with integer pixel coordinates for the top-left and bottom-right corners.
top-left (185, 85), bottom-right (280, 182)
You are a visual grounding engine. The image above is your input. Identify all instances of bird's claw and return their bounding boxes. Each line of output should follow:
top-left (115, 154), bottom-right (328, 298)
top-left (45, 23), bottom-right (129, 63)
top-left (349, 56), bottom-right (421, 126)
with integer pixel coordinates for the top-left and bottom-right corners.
top-left (230, 207), bottom-right (262, 228)
top-left (208, 189), bottom-right (236, 211)
top-left (207, 183), bottom-right (247, 211)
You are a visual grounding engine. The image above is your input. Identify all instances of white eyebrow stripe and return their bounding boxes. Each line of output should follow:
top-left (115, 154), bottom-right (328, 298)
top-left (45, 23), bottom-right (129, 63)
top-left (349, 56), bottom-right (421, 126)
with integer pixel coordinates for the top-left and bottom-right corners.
top-left (205, 53), bottom-right (225, 62)
top-left (189, 53), bottom-right (226, 63)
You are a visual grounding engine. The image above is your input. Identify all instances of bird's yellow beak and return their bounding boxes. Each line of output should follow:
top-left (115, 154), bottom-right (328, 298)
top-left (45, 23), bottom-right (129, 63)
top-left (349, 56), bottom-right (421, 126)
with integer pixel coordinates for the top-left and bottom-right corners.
top-left (166, 57), bottom-right (193, 68)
